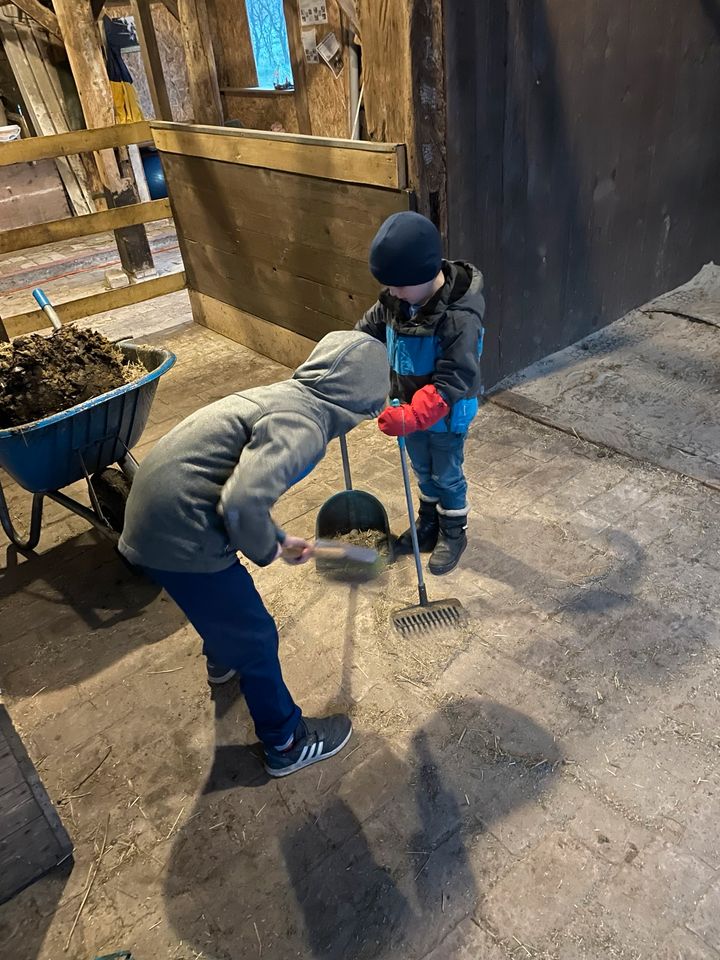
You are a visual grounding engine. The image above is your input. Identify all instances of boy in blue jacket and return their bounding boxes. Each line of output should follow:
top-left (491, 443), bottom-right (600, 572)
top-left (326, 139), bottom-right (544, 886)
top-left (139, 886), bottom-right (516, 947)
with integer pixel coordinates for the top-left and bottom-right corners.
top-left (356, 212), bottom-right (485, 575)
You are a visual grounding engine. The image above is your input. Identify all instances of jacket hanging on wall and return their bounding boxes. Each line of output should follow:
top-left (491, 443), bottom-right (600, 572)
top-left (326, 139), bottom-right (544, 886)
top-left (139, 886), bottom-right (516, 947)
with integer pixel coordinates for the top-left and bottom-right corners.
top-left (104, 15), bottom-right (144, 123)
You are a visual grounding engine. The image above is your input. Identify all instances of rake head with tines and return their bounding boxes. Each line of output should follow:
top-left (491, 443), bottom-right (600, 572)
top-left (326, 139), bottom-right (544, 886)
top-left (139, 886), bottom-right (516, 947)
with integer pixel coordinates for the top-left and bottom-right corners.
top-left (392, 595), bottom-right (465, 635)
top-left (390, 401), bottom-right (467, 635)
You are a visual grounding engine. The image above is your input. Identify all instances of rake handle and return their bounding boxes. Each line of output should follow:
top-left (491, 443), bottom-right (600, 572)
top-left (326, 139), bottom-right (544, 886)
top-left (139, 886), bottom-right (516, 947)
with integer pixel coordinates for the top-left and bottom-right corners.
top-left (392, 400), bottom-right (428, 607)
top-left (339, 433), bottom-right (353, 491)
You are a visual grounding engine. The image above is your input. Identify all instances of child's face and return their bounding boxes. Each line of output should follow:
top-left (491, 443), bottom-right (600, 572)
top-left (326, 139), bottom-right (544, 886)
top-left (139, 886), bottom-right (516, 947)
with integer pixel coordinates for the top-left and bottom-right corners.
top-left (388, 278), bottom-right (437, 306)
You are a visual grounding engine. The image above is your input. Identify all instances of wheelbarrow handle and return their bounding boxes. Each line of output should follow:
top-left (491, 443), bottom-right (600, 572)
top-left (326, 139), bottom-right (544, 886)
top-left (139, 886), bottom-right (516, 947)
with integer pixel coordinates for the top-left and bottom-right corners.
top-left (32, 287), bottom-right (62, 332)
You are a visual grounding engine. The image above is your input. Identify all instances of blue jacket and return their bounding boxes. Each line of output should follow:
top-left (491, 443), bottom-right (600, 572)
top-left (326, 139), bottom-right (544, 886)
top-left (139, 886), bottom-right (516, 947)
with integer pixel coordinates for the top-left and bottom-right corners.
top-left (356, 261), bottom-right (485, 433)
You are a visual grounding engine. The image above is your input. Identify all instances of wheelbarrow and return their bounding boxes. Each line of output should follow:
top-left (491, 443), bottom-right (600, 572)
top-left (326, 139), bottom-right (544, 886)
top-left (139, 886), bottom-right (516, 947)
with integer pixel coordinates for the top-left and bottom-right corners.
top-left (0, 302), bottom-right (175, 551)
top-left (315, 434), bottom-right (393, 580)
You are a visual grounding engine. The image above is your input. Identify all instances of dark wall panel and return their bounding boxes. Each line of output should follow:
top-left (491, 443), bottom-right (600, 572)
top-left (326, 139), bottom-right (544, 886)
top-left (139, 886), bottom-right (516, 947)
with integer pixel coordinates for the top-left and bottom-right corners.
top-left (445, 0), bottom-right (720, 384)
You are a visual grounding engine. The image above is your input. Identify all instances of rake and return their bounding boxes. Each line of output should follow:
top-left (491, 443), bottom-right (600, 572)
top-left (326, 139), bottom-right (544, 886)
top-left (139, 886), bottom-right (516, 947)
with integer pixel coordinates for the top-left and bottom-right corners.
top-left (391, 402), bottom-right (466, 635)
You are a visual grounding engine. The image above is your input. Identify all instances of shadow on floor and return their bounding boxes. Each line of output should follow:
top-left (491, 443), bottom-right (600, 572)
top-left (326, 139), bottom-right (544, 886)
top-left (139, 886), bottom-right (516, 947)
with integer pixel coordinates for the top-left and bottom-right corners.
top-left (164, 695), bottom-right (561, 959)
top-left (0, 532), bottom-right (186, 696)
top-left (0, 862), bottom-right (71, 960)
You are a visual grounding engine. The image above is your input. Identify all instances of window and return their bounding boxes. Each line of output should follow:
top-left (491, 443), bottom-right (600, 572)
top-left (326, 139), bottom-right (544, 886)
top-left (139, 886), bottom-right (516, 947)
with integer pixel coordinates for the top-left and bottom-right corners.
top-left (245, 0), bottom-right (294, 90)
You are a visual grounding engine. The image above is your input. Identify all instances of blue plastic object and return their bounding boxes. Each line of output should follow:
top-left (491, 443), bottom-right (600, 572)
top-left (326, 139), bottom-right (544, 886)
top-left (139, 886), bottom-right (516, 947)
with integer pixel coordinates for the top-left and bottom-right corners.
top-left (32, 287), bottom-right (50, 308)
top-left (140, 147), bottom-right (168, 200)
top-left (0, 343), bottom-right (175, 493)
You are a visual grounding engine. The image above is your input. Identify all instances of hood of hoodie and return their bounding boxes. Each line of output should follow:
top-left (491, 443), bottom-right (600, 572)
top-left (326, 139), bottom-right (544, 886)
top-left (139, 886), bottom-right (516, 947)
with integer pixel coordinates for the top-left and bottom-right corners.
top-left (380, 261), bottom-right (485, 335)
top-left (290, 330), bottom-right (389, 437)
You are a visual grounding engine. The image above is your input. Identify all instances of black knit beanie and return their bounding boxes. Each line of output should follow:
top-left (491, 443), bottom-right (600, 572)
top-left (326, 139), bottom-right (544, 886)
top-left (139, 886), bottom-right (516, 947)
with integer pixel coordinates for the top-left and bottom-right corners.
top-left (369, 211), bottom-right (442, 286)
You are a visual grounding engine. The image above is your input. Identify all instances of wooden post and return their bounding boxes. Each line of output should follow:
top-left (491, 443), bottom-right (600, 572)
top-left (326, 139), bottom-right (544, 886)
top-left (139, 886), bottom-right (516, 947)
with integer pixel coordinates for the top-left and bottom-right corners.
top-left (282, 0), bottom-right (312, 135)
top-left (357, 0), bottom-right (446, 234)
top-left (130, 0), bottom-right (173, 120)
top-left (53, 0), bottom-right (156, 277)
top-left (52, 0), bottom-right (125, 193)
top-left (177, 0), bottom-right (223, 124)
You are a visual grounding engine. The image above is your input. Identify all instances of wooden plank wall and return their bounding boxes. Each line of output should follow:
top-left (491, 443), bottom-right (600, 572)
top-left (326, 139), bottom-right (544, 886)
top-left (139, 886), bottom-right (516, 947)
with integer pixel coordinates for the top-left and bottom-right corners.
top-left (445, 0), bottom-right (720, 386)
top-left (0, 705), bottom-right (72, 904)
top-left (155, 122), bottom-right (410, 348)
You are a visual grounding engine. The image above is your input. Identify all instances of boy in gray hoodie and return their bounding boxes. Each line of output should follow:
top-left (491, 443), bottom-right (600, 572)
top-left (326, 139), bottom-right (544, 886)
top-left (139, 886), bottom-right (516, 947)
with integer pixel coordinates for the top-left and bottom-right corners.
top-left (119, 331), bottom-right (388, 777)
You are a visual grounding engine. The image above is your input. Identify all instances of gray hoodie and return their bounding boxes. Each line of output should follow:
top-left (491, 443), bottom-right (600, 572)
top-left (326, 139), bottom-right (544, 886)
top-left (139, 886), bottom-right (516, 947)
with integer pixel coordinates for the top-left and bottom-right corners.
top-left (118, 331), bottom-right (389, 573)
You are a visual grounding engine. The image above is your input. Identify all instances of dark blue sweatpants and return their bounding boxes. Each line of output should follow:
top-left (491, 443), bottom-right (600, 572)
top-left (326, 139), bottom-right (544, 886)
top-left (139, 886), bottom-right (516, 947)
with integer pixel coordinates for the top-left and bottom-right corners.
top-left (144, 562), bottom-right (302, 747)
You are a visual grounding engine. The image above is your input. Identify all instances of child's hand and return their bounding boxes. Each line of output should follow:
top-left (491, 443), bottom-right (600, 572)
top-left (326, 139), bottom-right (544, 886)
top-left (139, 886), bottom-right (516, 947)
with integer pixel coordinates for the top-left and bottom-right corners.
top-left (378, 386), bottom-right (450, 436)
top-left (280, 535), bottom-right (314, 565)
top-left (378, 403), bottom-right (418, 436)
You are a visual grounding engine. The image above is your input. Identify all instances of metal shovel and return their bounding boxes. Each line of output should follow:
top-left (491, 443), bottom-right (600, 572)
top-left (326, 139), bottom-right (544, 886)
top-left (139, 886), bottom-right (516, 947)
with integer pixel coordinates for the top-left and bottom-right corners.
top-left (391, 403), bottom-right (465, 634)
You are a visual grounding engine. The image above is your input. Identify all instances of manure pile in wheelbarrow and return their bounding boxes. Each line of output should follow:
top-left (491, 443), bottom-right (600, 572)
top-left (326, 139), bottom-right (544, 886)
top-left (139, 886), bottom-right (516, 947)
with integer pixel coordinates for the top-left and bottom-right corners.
top-left (0, 328), bottom-right (145, 428)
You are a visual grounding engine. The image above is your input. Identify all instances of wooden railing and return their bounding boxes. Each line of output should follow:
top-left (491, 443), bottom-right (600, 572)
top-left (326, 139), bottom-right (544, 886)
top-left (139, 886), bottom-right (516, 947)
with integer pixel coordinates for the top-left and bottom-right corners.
top-left (0, 121), bottom-right (186, 338)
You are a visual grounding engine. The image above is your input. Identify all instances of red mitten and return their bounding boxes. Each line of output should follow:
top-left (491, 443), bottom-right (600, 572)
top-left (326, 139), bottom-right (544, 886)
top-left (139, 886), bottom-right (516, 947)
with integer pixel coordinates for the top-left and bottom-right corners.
top-left (410, 384), bottom-right (450, 429)
top-left (378, 403), bottom-right (419, 436)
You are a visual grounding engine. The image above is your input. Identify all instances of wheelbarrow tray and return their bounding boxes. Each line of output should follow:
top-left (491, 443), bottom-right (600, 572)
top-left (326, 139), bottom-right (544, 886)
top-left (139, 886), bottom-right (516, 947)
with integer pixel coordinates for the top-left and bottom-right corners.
top-left (0, 343), bottom-right (175, 494)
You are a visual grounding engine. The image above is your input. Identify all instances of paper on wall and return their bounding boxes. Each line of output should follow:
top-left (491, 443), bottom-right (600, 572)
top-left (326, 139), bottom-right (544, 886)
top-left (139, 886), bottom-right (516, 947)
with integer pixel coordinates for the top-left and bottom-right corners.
top-left (299, 0), bottom-right (328, 25)
top-left (302, 28), bottom-right (320, 63)
top-left (317, 31), bottom-right (343, 77)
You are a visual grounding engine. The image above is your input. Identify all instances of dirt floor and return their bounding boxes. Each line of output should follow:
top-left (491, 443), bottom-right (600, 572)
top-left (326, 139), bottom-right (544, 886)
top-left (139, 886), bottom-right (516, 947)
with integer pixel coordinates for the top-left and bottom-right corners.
top-left (1, 273), bottom-right (720, 958)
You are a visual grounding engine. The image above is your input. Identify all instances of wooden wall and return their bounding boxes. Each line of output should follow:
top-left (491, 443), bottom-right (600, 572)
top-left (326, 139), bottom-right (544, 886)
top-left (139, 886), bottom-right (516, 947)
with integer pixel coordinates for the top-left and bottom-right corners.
top-left (211, 0), bottom-right (351, 137)
top-left (358, 0), bottom-right (446, 229)
top-left (153, 122), bottom-right (409, 361)
top-left (119, 2), bottom-right (193, 122)
top-left (445, 0), bottom-right (720, 386)
top-left (0, 160), bottom-right (70, 231)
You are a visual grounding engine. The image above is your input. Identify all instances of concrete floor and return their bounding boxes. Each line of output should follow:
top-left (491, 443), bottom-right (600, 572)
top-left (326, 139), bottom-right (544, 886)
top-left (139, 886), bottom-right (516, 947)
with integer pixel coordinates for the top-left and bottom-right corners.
top-left (1, 270), bottom-right (720, 958)
top-left (0, 221), bottom-right (182, 318)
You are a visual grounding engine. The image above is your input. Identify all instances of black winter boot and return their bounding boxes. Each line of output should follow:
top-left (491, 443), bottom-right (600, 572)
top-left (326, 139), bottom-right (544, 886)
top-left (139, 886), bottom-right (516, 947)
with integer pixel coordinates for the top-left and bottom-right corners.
top-left (394, 499), bottom-right (439, 554)
top-left (428, 512), bottom-right (468, 576)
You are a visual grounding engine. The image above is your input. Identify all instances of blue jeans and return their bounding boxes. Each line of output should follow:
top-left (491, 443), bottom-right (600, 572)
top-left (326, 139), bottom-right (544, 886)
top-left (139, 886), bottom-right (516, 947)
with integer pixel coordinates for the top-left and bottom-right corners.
top-left (405, 430), bottom-right (467, 511)
top-left (144, 562), bottom-right (301, 748)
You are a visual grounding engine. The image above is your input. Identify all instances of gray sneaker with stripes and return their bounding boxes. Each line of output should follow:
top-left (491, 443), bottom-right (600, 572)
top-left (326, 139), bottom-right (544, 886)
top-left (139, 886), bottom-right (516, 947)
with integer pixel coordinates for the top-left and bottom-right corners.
top-left (264, 715), bottom-right (353, 778)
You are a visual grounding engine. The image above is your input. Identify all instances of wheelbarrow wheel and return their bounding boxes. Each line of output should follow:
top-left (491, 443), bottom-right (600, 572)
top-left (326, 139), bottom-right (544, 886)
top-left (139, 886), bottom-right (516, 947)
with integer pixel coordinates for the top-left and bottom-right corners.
top-left (90, 468), bottom-right (132, 533)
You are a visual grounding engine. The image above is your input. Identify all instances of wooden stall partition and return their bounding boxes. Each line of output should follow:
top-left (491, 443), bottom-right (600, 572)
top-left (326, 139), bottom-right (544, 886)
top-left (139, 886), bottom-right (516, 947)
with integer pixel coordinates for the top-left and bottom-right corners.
top-left (153, 121), bottom-right (410, 365)
top-left (0, 122), bottom-right (186, 339)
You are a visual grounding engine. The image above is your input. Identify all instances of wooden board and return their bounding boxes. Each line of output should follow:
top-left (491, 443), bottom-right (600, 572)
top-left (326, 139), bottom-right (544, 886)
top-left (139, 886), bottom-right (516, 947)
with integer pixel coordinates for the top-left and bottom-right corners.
top-left (181, 236), bottom-right (372, 335)
top-left (0, 121), bottom-right (152, 166)
top-left (177, 0), bottom-right (223, 124)
top-left (161, 152), bottom-right (406, 228)
top-left (27, 25), bottom-right (98, 211)
top-left (281, 0), bottom-right (311, 134)
top-left (190, 289), bottom-right (315, 369)
top-left (161, 152), bottom-right (408, 338)
top-left (151, 121), bottom-right (407, 189)
top-left (444, 0), bottom-right (506, 386)
top-left (0, 198), bottom-right (171, 254)
top-left (492, 308), bottom-right (720, 490)
top-left (358, 0), bottom-right (446, 221)
top-left (0, 705), bottom-right (72, 904)
top-left (4, 271), bottom-right (186, 337)
top-left (10, 0), bottom-right (60, 37)
top-left (207, 0), bottom-right (256, 90)
top-left (222, 91), bottom-right (299, 133)
top-left (0, 17), bottom-right (93, 214)
top-left (444, 0), bottom-right (720, 386)
top-left (300, 0), bottom-right (348, 138)
top-left (0, 159), bottom-right (69, 231)
top-left (130, 0), bottom-right (173, 120)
